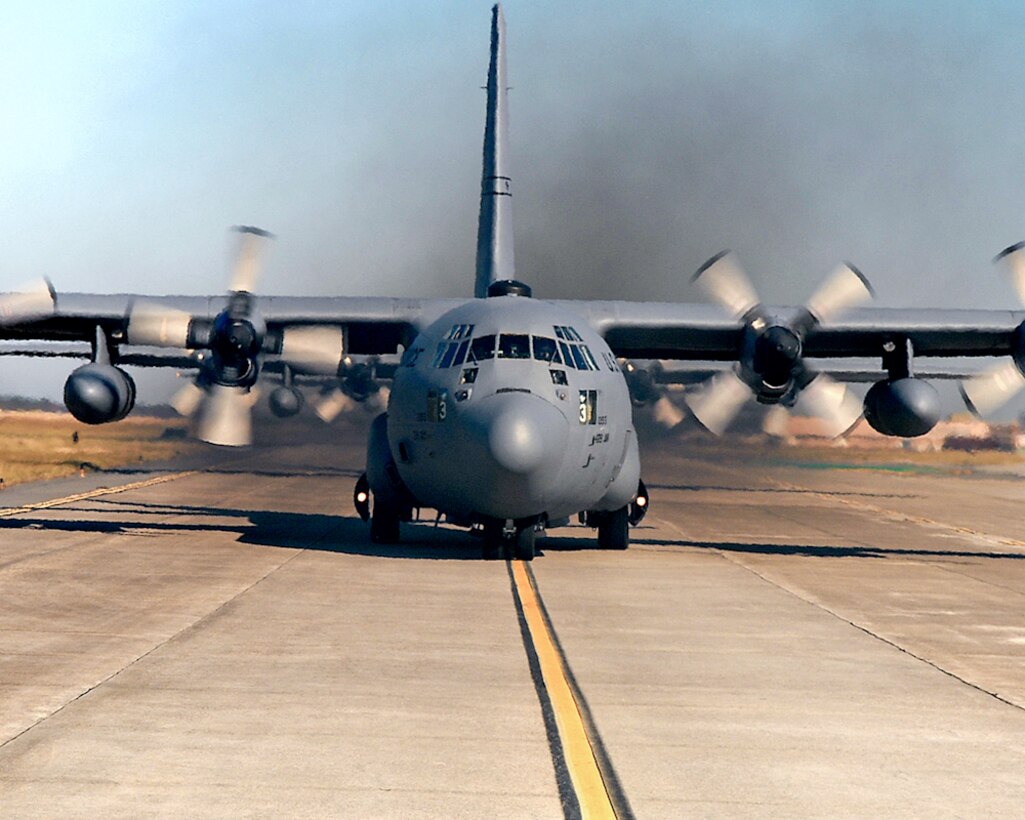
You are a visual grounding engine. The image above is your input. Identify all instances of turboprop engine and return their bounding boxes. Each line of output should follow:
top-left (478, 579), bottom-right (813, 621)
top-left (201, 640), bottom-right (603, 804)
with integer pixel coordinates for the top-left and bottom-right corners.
top-left (64, 363), bottom-right (136, 424)
top-left (863, 377), bottom-right (941, 437)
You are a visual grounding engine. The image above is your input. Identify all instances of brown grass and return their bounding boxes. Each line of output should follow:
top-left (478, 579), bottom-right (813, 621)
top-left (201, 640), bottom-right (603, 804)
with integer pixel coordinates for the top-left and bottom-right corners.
top-left (0, 411), bottom-right (200, 488)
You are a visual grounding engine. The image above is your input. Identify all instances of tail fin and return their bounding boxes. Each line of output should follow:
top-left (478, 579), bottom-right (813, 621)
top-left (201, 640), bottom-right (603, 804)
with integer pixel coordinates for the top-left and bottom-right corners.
top-left (474, 4), bottom-right (515, 298)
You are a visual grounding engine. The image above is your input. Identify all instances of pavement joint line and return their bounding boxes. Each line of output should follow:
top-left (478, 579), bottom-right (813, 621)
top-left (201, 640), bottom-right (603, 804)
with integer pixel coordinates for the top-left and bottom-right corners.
top-left (653, 510), bottom-right (1025, 710)
top-left (0, 545), bottom-right (305, 750)
top-left (768, 478), bottom-right (1025, 550)
top-left (509, 560), bottom-right (628, 820)
top-left (717, 550), bottom-right (1025, 713)
top-left (0, 470), bottom-right (199, 519)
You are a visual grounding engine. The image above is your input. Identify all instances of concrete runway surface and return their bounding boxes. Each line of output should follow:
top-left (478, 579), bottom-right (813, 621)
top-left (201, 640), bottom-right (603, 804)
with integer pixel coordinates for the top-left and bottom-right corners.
top-left (3, 418), bottom-right (1025, 817)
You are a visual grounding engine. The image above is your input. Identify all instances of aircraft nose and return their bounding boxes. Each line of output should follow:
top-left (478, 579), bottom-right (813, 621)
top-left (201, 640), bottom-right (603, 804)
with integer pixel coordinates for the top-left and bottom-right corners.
top-left (467, 392), bottom-right (567, 476)
top-left (488, 403), bottom-right (547, 474)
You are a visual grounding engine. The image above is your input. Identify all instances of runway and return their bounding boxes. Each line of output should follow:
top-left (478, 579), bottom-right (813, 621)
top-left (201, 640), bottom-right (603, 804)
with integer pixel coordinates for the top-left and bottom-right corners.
top-left (3, 419), bottom-right (1025, 817)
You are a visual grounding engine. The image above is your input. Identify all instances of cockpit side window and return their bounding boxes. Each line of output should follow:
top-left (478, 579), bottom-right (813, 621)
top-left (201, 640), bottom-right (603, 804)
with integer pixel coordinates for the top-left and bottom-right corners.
top-left (558, 341), bottom-right (575, 368)
top-left (438, 341), bottom-right (459, 369)
top-left (444, 324), bottom-right (475, 341)
top-left (569, 344), bottom-right (588, 371)
top-left (581, 345), bottom-right (599, 371)
top-left (431, 342), bottom-right (449, 368)
top-left (533, 336), bottom-right (560, 363)
top-left (469, 334), bottom-right (496, 362)
top-left (498, 334), bottom-right (530, 359)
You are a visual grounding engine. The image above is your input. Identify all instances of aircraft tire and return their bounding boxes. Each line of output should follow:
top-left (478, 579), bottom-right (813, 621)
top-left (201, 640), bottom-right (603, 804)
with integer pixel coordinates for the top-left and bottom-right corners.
top-left (482, 520), bottom-right (505, 560)
top-left (597, 506), bottom-right (629, 550)
top-left (513, 525), bottom-right (536, 561)
top-left (370, 504), bottom-right (401, 544)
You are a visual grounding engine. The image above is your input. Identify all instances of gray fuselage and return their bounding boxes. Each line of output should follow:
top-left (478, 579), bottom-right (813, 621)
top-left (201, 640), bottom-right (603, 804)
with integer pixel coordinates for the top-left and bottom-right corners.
top-left (387, 295), bottom-right (640, 524)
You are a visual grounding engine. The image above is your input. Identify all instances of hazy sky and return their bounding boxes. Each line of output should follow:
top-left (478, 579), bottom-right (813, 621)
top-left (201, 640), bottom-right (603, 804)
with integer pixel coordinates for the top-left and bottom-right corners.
top-left (3, 1), bottom-right (1025, 398)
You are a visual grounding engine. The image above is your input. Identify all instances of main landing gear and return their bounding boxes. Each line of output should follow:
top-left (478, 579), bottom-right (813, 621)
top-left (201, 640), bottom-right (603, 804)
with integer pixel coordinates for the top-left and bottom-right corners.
top-left (482, 518), bottom-right (538, 561)
top-left (595, 506), bottom-right (630, 550)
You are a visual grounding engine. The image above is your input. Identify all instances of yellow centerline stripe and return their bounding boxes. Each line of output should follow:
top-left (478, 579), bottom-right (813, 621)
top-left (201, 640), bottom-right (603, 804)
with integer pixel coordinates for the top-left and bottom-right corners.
top-left (0, 471), bottom-right (198, 519)
top-left (511, 560), bottom-right (617, 820)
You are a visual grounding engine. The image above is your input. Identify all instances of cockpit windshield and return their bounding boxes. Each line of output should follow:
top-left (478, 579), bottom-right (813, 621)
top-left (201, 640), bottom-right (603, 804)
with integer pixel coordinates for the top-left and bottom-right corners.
top-left (498, 334), bottom-right (530, 359)
top-left (469, 334), bottom-right (496, 362)
top-left (429, 324), bottom-right (599, 372)
top-left (533, 336), bottom-right (560, 363)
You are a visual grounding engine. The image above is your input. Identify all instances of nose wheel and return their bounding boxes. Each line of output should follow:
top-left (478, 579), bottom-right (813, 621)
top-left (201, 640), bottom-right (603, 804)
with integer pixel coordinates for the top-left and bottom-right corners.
top-left (596, 506), bottom-right (629, 550)
top-left (482, 519), bottom-right (537, 561)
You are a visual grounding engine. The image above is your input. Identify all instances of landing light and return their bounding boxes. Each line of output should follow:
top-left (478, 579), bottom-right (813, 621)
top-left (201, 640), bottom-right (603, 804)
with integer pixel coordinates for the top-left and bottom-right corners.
top-left (353, 473), bottom-right (371, 522)
top-left (628, 479), bottom-right (650, 526)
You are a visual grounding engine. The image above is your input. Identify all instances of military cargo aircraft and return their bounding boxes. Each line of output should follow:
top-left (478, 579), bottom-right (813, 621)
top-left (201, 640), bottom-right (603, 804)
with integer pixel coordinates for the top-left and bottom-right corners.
top-left (3, 4), bottom-right (1025, 560)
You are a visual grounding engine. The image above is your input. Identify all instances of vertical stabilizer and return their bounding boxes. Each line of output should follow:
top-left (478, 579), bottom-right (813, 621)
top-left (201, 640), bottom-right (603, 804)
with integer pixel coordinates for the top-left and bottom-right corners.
top-left (474, 4), bottom-right (515, 298)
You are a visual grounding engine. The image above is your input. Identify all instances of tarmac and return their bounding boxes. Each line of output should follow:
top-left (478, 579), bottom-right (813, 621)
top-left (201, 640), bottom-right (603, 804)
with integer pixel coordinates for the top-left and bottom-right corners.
top-left (3, 418), bottom-right (1025, 817)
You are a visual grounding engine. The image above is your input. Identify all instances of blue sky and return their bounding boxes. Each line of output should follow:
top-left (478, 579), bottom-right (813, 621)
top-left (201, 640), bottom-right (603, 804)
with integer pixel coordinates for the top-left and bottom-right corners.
top-left (3, 1), bottom-right (1025, 397)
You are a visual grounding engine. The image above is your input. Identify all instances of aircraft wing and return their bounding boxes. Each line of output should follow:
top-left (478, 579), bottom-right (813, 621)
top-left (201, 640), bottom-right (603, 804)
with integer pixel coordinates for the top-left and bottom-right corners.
top-left (0, 293), bottom-right (464, 356)
top-left (3, 292), bottom-right (1023, 366)
top-left (570, 301), bottom-right (1025, 362)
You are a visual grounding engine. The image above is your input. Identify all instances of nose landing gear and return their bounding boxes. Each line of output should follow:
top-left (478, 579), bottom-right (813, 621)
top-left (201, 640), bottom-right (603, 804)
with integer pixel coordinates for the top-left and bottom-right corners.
top-left (482, 518), bottom-right (538, 561)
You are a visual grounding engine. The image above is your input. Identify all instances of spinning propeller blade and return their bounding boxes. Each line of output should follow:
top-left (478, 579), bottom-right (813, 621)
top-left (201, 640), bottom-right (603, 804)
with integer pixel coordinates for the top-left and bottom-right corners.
top-left (957, 242), bottom-right (1025, 417)
top-left (797, 373), bottom-right (864, 438)
top-left (960, 359), bottom-right (1025, 417)
top-left (0, 278), bottom-right (55, 323)
top-left (803, 263), bottom-right (874, 325)
top-left (686, 369), bottom-right (752, 436)
top-left (692, 250), bottom-right (760, 318)
top-left (193, 383), bottom-right (258, 447)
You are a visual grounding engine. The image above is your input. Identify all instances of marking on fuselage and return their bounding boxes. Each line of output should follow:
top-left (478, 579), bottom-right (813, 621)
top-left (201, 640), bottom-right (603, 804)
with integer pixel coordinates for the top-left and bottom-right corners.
top-left (0, 471), bottom-right (199, 519)
top-left (508, 560), bottom-right (633, 820)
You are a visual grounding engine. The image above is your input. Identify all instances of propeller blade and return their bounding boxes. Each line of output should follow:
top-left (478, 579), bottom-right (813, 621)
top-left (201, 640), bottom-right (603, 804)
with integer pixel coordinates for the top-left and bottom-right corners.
top-left (170, 379), bottom-right (205, 417)
top-left (798, 373), bottom-right (864, 438)
top-left (229, 226), bottom-right (273, 293)
top-left (692, 251), bottom-right (760, 318)
top-left (193, 383), bottom-right (257, 447)
top-left (762, 404), bottom-right (791, 438)
top-left (686, 369), bottom-right (751, 435)
top-left (279, 325), bottom-right (344, 375)
top-left (803, 263), bottom-right (874, 325)
top-left (651, 395), bottom-right (686, 429)
top-left (0, 277), bottom-right (55, 323)
top-left (127, 300), bottom-right (194, 347)
top-left (314, 388), bottom-right (357, 423)
top-left (959, 359), bottom-right (1025, 417)
top-left (370, 386), bottom-right (390, 413)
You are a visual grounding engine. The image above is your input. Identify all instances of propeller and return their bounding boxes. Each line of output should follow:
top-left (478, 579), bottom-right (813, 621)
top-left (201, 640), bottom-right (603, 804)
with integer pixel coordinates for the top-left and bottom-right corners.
top-left (960, 243), bottom-right (1025, 416)
top-left (314, 357), bottom-right (390, 423)
top-left (0, 278), bottom-right (56, 324)
top-left (126, 227), bottom-right (344, 446)
top-left (686, 251), bottom-right (872, 437)
top-left (621, 360), bottom-right (687, 430)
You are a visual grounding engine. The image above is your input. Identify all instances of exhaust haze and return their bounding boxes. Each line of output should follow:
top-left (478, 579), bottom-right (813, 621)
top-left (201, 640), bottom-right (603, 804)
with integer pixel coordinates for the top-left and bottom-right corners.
top-left (2, 1), bottom-right (1024, 399)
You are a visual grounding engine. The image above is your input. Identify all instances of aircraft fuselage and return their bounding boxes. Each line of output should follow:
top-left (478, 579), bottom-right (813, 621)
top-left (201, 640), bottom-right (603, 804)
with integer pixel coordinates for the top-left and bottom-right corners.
top-left (386, 295), bottom-right (640, 525)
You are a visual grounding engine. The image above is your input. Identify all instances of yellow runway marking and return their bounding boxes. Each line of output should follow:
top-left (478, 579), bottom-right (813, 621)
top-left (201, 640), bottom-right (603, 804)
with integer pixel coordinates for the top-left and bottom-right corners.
top-left (511, 560), bottom-right (618, 820)
top-left (0, 471), bottom-right (198, 519)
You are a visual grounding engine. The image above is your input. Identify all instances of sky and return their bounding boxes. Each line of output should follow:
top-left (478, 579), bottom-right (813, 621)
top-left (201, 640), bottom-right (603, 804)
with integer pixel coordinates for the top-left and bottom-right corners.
top-left (3, 0), bottom-right (1025, 399)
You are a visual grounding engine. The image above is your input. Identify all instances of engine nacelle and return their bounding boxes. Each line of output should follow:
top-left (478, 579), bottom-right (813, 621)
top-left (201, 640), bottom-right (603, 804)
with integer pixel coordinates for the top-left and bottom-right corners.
top-left (863, 377), bottom-right (940, 438)
top-left (64, 364), bottom-right (136, 424)
top-left (268, 386), bottom-right (303, 418)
